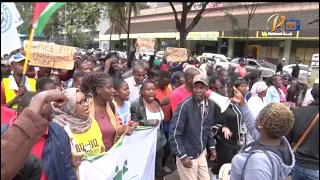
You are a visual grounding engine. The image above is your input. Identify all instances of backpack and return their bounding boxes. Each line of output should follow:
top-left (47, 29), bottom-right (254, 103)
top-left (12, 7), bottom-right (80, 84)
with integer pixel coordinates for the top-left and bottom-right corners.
top-left (217, 142), bottom-right (274, 180)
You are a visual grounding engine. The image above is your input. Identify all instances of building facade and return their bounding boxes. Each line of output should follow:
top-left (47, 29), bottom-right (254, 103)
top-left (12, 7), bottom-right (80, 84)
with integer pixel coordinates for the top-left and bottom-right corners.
top-left (96, 2), bottom-right (319, 65)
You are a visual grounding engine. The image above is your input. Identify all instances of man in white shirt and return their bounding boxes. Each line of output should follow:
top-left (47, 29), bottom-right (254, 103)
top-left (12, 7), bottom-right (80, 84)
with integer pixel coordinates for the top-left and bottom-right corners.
top-left (125, 64), bottom-right (146, 103)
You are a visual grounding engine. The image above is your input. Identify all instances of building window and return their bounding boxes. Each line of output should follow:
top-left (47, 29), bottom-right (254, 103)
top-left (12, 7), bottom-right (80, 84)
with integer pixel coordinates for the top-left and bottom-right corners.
top-left (296, 48), bottom-right (319, 65)
top-left (266, 46), bottom-right (280, 59)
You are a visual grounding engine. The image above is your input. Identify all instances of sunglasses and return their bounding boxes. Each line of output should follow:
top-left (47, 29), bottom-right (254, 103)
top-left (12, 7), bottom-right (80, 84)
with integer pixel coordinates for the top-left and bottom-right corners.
top-left (283, 78), bottom-right (291, 81)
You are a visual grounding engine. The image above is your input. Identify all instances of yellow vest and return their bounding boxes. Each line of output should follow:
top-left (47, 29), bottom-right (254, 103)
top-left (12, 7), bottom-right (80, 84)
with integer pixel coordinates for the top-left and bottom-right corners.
top-left (2, 77), bottom-right (36, 109)
top-left (72, 119), bottom-right (105, 154)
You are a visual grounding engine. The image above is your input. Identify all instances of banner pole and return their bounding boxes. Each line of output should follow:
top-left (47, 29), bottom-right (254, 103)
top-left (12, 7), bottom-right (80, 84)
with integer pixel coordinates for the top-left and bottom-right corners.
top-left (20, 27), bottom-right (35, 86)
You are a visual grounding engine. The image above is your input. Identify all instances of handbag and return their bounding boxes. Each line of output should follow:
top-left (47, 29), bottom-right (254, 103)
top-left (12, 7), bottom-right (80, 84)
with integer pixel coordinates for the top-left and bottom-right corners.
top-left (293, 113), bottom-right (319, 152)
top-left (156, 110), bottom-right (167, 152)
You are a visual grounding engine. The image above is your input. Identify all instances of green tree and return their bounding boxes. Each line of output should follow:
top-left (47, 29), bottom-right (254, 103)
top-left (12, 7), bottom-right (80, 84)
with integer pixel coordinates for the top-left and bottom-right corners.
top-left (106, 2), bottom-right (141, 53)
top-left (169, 2), bottom-right (209, 48)
top-left (15, 2), bottom-right (105, 47)
top-left (224, 2), bottom-right (259, 59)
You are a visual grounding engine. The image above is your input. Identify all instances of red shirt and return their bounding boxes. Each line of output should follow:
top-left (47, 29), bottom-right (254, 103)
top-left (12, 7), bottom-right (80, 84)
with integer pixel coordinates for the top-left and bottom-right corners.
top-left (1, 106), bottom-right (16, 125)
top-left (156, 87), bottom-right (173, 122)
top-left (281, 85), bottom-right (288, 99)
top-left (10, 116), bottom-right (49, 180)
top-left (170, 86), bottom-right (192, 113)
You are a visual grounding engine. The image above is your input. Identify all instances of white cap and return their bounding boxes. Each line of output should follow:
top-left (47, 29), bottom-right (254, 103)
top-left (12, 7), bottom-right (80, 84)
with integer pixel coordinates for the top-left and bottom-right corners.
top-left (9, 54), bottom-right (25, 65)
top-left (282, 58), bottom-right (286, 61)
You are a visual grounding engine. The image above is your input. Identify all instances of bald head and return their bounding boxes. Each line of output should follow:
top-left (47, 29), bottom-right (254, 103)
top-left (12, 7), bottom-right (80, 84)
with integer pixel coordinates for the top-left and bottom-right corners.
top-left (184, 68), bottom-right (200, 86)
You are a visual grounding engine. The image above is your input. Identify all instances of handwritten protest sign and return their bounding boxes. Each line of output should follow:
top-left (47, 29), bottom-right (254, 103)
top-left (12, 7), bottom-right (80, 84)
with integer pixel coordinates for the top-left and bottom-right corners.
top-left (137, 37), bottom-right (155, 55)
top-left (166, 47), bottom-right (189, 62)
top-left (23, 41), bottom-right (76, 70)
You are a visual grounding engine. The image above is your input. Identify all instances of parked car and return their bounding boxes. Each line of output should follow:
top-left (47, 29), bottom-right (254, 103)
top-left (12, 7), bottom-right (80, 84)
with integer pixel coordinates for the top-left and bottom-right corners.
top-left (230, 58), bottom-right (276, 78)
top-left (283, 64), bottom-right (312, 78)
top-left (311, 54), bottom-right (319, 67)
top-left (197, 54), bottom-right (230, 71)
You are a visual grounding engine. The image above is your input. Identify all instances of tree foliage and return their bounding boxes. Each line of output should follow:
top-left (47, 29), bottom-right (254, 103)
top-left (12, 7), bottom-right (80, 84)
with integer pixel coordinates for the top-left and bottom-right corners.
top-left (169, 2), bottom-right (209, 48)
top-left (223, 2), bottom-right (258, 59)
top-left (15, 2), bottom-right (106, 48)
top-left (105, 2), bottom-right (141, 52)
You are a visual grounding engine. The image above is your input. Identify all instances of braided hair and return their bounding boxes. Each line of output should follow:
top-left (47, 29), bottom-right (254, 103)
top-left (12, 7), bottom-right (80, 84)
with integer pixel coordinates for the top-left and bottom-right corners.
top-left (80, 72), bottom-right (113, 96)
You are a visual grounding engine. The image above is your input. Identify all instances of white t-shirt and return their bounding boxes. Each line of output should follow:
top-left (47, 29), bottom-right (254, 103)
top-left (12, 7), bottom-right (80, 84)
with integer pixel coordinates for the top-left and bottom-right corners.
top-left (146, 107), bottom-right (164, 129)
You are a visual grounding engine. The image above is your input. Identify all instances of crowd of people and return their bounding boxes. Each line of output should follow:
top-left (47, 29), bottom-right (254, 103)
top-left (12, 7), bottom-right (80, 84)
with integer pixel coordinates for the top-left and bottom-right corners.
top-left (1, 44), bottom-right (319, 180)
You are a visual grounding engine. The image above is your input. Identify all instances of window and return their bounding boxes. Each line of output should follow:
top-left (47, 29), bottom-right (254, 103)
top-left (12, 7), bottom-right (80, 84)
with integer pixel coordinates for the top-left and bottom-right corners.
top-left (296, 48), bottom-right (319, 65)
top-left (266, 46), bottom-right (280, 59)
top-left (232, 59), bottom-right (239, 64)
top-left (248, 61), bottom-right (258, 67)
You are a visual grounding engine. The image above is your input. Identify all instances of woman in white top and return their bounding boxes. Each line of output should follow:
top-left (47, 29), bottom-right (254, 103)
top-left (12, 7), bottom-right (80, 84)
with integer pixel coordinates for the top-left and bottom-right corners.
top-left (247, 81), bottom-right (268, 118)
top-left (130, 79), bottom-right (164, 179)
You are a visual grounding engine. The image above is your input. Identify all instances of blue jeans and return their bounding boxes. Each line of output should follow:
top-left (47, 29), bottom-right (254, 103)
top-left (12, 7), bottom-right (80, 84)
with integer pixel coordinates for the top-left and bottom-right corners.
top-left (291, 164), bottom-right (319, 180)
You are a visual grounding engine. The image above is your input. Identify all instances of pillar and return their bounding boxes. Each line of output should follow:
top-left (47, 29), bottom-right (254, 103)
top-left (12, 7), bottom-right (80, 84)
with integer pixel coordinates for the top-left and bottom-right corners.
top-left (217, 39), bottom-right (222, 54)
top-left (283, 40), bottom-right (292, 65)
top-left (227, 39), bottom-right (235, 58)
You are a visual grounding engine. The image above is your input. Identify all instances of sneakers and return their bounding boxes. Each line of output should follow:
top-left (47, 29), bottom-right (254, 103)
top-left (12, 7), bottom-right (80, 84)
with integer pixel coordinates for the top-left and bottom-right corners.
top-left (162, 166), bottom-right (172, 173)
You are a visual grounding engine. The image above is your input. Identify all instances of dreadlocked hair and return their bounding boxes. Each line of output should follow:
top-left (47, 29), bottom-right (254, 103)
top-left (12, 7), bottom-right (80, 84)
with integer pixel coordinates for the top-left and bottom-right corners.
top-left (258, 103), bottom-right (294, 138)
top-left (80, 72), bottom-right (112, 96)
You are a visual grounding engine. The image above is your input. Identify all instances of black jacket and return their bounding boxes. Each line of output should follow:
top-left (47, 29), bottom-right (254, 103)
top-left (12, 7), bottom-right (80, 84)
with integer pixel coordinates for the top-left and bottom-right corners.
top-left (291, 65), bottom-right (300, 79)
top-left (12, 154), bottom-right (42, 180)
top-left (169, 96), bottom-right (216, 160)
top-left (287, 102), bottom-right (319, 170)
top-left (131, 97), bottom-right (161, 126)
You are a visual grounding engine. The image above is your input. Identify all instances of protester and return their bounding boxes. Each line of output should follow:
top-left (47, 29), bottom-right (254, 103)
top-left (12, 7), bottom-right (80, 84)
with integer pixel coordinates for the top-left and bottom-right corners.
top-left (171, 71), bottom-right (184, 90)
top-left (209, 74), bottom-right (222, 93)
top-left (265, 75), bottom-right (286, 105)
top-left (104, 52), bottom-right (120, 78)
top-left (52, 88), bottom-right (105, 153)
top-left (1, 58), bottom-right (11, 81)
top-left (155, 70), bottom-right (173, 174)
top-left (125, 64), bottom-right (146, 103)
top-left (49, 75), bottom-right (62, 91)
top-left (281, 73), bottom-right (292, 98)
top-left (113, 78), bottom-right (133, 125)
top-left (295, 77), bottom-right (308, 107)
top-left (247, 81), bottom-right (268, 118)
top-left (169, 74), bottom-right (216, 180)
top-left (301, 81), bottom-right (317, 106)
top-left (230, 87), bottom-right (295, 180)
top-left (234, 58), bottom-right (247, 77)
top-left (217, 69), bottom-right (229, 87)
top-left (276, 58), bottom-right (286, 75)
top-left (1, 54), bottom-right (36, 109)
top-left (35, 77), bottom-right (56, 92)
top-left (81, 72), bottom-right (134, 152)
top-left (291, 62), bottom-right (300, 79)
top-left (71, 72), bottom-right (86, 89)
top-left (130, 80), bottom-right (165, 179)
top-left (210, 85), bottom-right (242, 179)
top-left (287, 83), bottom-right (319, 180)
top-left (170, 67), bottom-right (200, 113)
top-left (66, 60), bottom-right (91, 88)
top-left (1, 105), bottom-right (16, 125)
top-left (1, 90), bottom-right (73, 180)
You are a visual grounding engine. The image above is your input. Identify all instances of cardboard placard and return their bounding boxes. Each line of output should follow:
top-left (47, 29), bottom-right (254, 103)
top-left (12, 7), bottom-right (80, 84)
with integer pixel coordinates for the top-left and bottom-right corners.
top-left (136, 37), bottom-right (155, 55)
top-left (23, 41), bottom-right (76, 70)
top-left (166, 47), bottom-right (189, 62)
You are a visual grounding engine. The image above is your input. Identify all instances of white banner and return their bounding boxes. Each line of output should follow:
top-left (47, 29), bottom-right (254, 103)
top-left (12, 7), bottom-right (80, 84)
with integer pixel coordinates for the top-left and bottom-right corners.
top-left (1, 3), bottom-right (23, 56)
top-left (79, 127), bottom-right (157, 180)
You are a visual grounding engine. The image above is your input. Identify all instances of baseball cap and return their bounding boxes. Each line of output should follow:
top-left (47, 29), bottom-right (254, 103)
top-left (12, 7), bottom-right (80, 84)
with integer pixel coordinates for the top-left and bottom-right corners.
top-left (9, 54), bottom-right (25, 65)
top-left (1, 59), bottom-right (9, 66)
top-left (297, 77), bottom-right (308, 85)
top-left (193, 74), bottom-right (209, 86)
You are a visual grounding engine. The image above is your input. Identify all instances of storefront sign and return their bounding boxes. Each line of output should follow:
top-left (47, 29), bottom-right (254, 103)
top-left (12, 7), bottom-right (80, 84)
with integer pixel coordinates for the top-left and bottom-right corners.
top-left (259, 31), bottom-right (297, 38)
top-left (176, 32), bottom-right (219, 41)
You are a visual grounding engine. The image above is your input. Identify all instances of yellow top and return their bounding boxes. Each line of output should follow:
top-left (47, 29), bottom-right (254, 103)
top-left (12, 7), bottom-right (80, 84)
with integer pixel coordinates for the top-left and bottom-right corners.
top-left (72, 119), bottom-right (105, 154)
top-left (2, 77), bottom-right (36, 109)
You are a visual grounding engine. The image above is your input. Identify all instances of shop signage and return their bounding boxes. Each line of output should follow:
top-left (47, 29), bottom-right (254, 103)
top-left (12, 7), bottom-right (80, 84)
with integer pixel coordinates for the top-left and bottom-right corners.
top-left (176, 32), bottom-right (219, 41)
